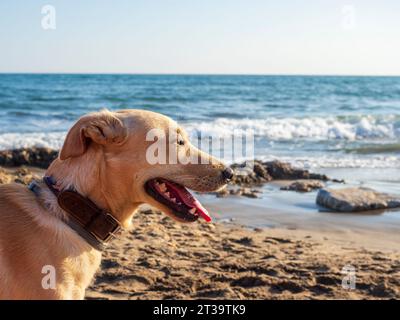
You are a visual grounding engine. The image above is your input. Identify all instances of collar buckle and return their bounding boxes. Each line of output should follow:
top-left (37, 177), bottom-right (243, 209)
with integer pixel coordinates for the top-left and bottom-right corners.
top-left (102, 213), bottom-right (122, 242)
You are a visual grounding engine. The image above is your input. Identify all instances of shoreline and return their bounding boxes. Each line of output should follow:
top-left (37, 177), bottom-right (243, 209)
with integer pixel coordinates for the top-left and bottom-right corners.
top-left (1, 164), bottom-right (399, 252)
top-left (1, 149), bottom-right (399, 246)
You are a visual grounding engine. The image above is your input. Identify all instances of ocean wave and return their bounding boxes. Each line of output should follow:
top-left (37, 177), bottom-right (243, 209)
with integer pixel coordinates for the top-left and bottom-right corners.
top-left (0, 133), bottom-right (398, 169)
top-left (1, 114), bottom-right (399, 170)
top-left (0, 132), bottom-right (66, 150)
top-left (184, 116), bottom-right (400, 141)
top-left (261, 155), bottom-right (400, 169)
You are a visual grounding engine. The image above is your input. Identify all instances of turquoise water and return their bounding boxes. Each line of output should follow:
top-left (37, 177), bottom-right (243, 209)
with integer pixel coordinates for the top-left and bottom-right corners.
top-left (0, 74), bottom-right (399, 169)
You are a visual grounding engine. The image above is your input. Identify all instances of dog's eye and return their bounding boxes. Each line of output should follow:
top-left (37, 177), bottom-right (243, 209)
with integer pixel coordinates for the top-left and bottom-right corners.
top-left (178, 139), bottom-right (185, 146)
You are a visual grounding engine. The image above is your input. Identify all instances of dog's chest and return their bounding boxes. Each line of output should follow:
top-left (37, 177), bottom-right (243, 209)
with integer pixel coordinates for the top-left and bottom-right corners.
top-left (60, 250), bottom-right (102, 299)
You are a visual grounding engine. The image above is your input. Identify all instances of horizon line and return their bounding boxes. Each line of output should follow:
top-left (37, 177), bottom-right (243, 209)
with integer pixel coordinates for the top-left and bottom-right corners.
top-left (0, 72), bottom-right (399, 77)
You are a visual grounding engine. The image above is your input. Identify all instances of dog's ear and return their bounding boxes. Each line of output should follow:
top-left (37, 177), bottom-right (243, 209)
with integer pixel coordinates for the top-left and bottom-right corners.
top-left (60, 111), bottom-right (127, 160)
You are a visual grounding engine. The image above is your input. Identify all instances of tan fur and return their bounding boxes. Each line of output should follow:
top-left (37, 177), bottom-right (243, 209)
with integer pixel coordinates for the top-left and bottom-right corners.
top-left (0, 109), bottom-right (227, 300)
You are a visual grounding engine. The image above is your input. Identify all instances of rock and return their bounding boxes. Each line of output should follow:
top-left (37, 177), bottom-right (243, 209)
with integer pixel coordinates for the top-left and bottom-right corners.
top-left (316, 187), bottom-right (400, 212)
top-left (240, 188), bottom-right (259, 198)
top-left (253, 162), bottom-right (273, 181)
top-left (263, 160), bottom-right (329, 180)
top-left (229, 160), bottom-right (330, 188)
top-left (0, 148), bottom-right (58, 168)
top-left (230, 160), bottom-right (272, 186)
top-left (281, 180), bottom-right (325, 192)
top-left (216, 160), bottom-right (334, 198)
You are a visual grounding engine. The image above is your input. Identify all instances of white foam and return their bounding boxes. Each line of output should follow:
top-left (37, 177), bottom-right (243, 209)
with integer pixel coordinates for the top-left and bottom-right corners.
top-left (0, 132), bottom-right (66, 150)
top-left (260, 155), bottom-right (400, 169)
top-left (1, 115), bottom-right (399, 170)
top-left (184, 115), bottom-right (399, 141)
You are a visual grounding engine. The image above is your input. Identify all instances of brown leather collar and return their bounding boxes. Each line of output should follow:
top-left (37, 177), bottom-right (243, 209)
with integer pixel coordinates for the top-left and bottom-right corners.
top-left (42, 176), bottom-right (122, 251)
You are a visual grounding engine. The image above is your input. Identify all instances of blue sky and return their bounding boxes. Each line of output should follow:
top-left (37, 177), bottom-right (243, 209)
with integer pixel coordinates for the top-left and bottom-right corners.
top-left (0, 0), bottom-right (399, 75)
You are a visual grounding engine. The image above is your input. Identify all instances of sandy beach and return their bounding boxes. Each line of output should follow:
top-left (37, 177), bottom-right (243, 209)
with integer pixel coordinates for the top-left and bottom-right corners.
top-left (1, 157), bottom-right (399, 300)
top-left (1, 2), bottom-right (400, 303)
top-left (85, 208), bottom-right (400, 300)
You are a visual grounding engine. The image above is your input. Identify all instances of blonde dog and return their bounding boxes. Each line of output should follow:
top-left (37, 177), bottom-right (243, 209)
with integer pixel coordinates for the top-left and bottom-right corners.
top-left (0, 109), bottom-right (232, 299)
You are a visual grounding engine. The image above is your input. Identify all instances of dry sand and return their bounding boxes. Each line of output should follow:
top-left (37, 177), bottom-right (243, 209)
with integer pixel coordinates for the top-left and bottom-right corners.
top-left (1, 166), bottom-right (399, 299)
top-left (85, 207), bottom-right (400, 300)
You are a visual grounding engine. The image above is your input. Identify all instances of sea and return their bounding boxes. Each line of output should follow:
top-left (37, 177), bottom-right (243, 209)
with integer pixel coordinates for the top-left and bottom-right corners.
top-left (0, 74), bottom-right (399, 232)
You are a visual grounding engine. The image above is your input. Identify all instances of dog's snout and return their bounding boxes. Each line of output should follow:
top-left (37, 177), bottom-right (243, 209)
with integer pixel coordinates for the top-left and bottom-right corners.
top-left (222, 167), bottom-right (234, 181)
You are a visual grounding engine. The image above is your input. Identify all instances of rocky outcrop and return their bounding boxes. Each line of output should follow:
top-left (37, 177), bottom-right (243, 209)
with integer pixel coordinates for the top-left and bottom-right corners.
top-left (316, 188), bottom-right (400, 212)
top-left (230, 161), bottom-right (273, 186)
top-left (217, 160), bottom-right (340, 197)
top-left (230, 160), bottom-right (332, 187)
top-left (0, 148), bottom-right (333, 186)
top-left (0, 148), bottom-right (58, 168)
top-left (281, 180), bottom-right (325, 192)
top-left (0, 148), bottom-right (343, 199)
top-left (263, 161), bottom-right (329, 181)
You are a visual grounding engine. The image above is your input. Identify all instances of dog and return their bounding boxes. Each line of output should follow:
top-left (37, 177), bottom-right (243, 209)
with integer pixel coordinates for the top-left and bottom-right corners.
top-left (0, 109), bottom-right (233, 299)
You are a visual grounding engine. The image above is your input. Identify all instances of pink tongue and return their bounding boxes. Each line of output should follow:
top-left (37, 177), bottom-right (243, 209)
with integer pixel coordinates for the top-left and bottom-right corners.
top-left (167, 182), bottom-right (212, 222)
top-left (193, 200), bottom-right (212, 222)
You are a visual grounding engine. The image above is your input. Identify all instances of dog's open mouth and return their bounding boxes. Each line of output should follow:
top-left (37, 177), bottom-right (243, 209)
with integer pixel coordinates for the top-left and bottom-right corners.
top-left (145, 178), bottom-right (212, 223)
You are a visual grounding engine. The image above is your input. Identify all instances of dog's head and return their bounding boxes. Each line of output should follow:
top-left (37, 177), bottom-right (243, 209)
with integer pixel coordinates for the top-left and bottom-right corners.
top-left (58, 109), bottom-right (233, 223)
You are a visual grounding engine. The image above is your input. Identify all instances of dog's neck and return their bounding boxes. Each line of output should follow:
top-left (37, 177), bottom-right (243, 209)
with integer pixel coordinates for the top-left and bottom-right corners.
top-left (45, 148), bottom-right (140, 229)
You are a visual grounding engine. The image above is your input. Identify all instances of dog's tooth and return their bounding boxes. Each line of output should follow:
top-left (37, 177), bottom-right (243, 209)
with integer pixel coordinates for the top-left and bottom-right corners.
top-left (171, 198), bottom-right (176, 203)
top-left (189, 208), bottom-right (197, 214)
top-left (159, 183), bottom-right (167, 191)
top-left (164, 192), bottom-right (170, 198)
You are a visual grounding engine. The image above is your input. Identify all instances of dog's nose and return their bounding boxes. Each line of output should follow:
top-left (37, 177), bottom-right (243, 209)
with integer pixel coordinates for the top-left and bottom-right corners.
top-left (222, 167), bottom-right (234, 181)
